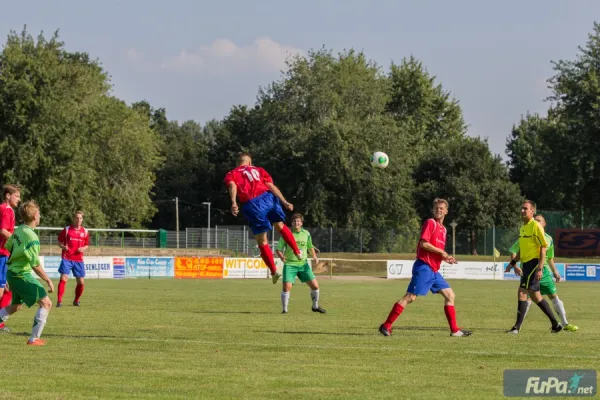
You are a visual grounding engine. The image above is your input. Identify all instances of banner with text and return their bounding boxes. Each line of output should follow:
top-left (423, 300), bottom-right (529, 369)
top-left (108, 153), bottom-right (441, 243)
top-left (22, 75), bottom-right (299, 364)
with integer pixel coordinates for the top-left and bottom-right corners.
top-left (223, 257), bottom-right (284, 279)
top-left (84, 257), bottom-right (114, 279)
top-left (175, 257), bottom-right (224, 279)
top-left (387, 260), bottom-right (504, 280)
top-left (125, 257), bottom-right (174, 278)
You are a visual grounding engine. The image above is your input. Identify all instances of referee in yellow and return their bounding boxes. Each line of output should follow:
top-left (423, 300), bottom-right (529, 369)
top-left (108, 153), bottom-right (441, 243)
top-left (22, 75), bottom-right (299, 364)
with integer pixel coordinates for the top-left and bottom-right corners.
top-left (506, 200), bottom-right (563, 334)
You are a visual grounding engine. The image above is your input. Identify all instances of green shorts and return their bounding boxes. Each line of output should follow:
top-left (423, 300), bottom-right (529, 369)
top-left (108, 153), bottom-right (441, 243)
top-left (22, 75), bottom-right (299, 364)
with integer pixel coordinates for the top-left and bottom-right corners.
top-left (539, 272), bottom-right (557, 296)
top-left (283, 262), bottom-right (316, 284)
top-left (7, 270), bottom-right (47, 308)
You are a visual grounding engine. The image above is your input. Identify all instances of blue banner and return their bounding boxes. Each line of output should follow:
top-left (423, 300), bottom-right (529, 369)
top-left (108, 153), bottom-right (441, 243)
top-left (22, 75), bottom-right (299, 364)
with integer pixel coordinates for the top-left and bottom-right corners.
top-left (113, 257), bottom-right (126, 279)
top-left (565, 264), bottom-right (598, 281)
top-left (503, 262), bottom-right (566, 281)
top-left (125, 257), bottom-right (174, 278)
top-left (42, 256), bottom-right (62, 279)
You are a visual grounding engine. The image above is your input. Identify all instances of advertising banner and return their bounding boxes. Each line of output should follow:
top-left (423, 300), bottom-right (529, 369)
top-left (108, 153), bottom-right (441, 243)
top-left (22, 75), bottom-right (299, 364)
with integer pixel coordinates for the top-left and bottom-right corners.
top-left (125, 257), bottom-right (174, 278)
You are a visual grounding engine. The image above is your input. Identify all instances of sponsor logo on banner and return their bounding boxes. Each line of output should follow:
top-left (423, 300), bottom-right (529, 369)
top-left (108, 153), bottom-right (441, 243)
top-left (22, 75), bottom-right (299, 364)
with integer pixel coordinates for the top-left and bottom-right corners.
top-left (40, 256), bottom-right (61, 279)
top-left (504, 369), bottom-right (597, 397)
top-left (556, 229), bottom-right (600, 257)
top-left (84, 257), bottom-right (113, 279)
top-left (175, 257), bottom-right (224, 279)
top-left (113, 258), bottom-right (125, 279)
top-left (565, 264), bottom-right (599, 281)
top-left (386, 260), bottom-right (413, 279)
top-left (223, 258), bottom-right (269, 278)
top-left (125, 257), bottom-right (174, 278)
top-left (441, 262), bottom-right (503, 280)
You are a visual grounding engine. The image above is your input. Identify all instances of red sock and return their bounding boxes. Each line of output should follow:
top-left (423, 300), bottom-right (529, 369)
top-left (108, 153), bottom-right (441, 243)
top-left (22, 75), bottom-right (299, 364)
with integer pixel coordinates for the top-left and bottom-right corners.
top-left (444, 305), bottom-right (460, 333)
top-left (75, 284), bottom-right (84, 302)
top-left (0, 290), bottom-right (12, 308)
top-left (279, 225), bottom-right (301, 255)
top-left (383, 303), bottom-right (404, 329)
top-left (57, 280), bottom-right (66, 303)
top-left (258, 244), bottom-right (277, 275)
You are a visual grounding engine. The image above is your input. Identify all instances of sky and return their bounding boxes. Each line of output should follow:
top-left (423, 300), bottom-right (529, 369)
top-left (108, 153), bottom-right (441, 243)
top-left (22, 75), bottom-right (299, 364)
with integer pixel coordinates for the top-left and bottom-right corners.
top-left (1, 0), bottom-right (599, 159)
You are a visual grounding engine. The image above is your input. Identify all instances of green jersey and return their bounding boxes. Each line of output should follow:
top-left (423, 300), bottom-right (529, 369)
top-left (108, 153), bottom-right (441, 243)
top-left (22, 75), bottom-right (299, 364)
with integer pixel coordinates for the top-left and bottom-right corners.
top-left (509, 232), bottom-right (554, 274)
top-left (5, 224), bottom-right (41, 277)
top-left (277, 228), bottom-right (313, 267)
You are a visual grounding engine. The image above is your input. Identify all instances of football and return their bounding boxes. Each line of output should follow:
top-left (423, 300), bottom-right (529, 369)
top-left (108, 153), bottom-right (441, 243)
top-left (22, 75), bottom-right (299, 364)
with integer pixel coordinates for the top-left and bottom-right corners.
top-left (370, 151), bottom-right (389, 169)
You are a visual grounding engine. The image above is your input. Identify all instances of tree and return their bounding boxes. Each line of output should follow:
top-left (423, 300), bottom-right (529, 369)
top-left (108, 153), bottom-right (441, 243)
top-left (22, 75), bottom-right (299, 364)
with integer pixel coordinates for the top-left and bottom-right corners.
top-left (415, 137), bottom-right (522, 254)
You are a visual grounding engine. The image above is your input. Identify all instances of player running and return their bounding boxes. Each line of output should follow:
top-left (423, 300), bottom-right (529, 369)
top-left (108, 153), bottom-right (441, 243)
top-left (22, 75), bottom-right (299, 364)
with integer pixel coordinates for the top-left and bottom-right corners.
top-left (225, 152), bottom-right (303, 284)
top-left (276, 213), bottom-right (325, 314)
top-left (57, 211), bottom-right (90, 307)
top-left (506, 201), bottom-right (563, 334)
top-left (379, 198), bottom-right (472, 337)
top-left (0, 200), bottom-right (54, 346)
top-left (0, 184), bottom-right (20, 332)
top-left (505, 214), bottom-right (578, 332)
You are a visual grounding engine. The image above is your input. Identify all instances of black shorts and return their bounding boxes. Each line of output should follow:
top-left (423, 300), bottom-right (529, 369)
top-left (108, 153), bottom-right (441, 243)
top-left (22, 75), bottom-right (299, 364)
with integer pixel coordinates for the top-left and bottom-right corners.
top-left (519, 259), bottom-right (541, 291)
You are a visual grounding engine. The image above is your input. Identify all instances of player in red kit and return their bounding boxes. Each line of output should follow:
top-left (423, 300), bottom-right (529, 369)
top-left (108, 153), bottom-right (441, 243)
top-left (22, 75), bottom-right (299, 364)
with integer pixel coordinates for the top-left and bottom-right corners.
top-left (56, 211), bottom-right (90, 307)
top-left (379, 198), bottom-right (472, 337)
top-left (225, 153), bottom-right (303, 284)
top-left (0, 184), bottom-right (20, 332)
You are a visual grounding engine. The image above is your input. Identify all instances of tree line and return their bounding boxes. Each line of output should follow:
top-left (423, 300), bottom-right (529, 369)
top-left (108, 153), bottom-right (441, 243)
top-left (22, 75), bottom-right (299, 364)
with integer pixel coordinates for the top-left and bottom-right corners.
top-left (1, 23), bottom-right (599, 253)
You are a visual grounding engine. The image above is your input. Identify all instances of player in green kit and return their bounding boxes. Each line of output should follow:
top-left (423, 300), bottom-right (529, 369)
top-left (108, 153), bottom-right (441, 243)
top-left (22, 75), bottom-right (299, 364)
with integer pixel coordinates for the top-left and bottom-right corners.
top-left (0, 201), bottom-right (54, 346)
top-left (505, 214), bottom-right (578, 332)
top-left (276, 213), bottom-right (326, 314)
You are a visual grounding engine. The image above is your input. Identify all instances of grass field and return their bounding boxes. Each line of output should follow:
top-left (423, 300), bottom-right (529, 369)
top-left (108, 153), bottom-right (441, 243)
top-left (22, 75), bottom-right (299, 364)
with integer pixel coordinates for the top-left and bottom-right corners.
top-left (1, 277), bottom-right (599, 399)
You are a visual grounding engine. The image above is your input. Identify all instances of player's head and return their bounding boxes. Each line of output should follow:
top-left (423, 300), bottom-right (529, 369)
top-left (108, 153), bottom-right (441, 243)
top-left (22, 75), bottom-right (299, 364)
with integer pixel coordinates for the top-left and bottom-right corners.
top-left (73, 211), bottom-right (84, 227)
top-left (19, 200), bottom-right (40, 226)
top-left (237, 152), bottom-right (252, 166)
top-left (521, 200), bottom-right (536, 221)
top-left (2, 184), bottom-right (21, 208)
top-left (534, 214), bottom-right (546, 228)
top-left (432, 198), bottom-right (449, 221)
top-left (291, 213), bottom-right (304, 231)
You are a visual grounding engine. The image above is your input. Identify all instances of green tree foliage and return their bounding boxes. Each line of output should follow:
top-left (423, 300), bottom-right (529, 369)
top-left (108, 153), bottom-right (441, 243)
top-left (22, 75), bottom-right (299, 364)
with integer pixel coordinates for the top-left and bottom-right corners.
top-left (0, 28), bottom-right (162, 227)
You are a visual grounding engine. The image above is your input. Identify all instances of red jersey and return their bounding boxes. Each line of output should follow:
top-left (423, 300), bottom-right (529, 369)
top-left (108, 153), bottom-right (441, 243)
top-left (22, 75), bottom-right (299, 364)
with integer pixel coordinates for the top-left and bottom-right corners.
top-left (0, 203), bottom-right (15, 257)
top-left (58, 225), bottom-right (90, 262)
top-left (224, 166), bottom-right (273, 203)
top-left (416, 218), bottom-right (447, 272)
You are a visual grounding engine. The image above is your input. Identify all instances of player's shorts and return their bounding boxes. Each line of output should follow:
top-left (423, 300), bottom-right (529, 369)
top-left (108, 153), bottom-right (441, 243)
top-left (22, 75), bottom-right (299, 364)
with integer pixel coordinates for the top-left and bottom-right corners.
top-left (241, 191), bottom-right (286, 235)
top-left (283, 262), bottom-right (316, 284)
top-left (407, 259), bottom-right (450, 296)
top-left (540, 271), bottom-right (557, 295)
top-left (58, 259), bottom-right (86, 278)
top-left (519, 259), bottom-right (541, 292)
top-left (6, 270), bottom-right (47, 308)
top-left (0, 256), bottom-right (7, 286)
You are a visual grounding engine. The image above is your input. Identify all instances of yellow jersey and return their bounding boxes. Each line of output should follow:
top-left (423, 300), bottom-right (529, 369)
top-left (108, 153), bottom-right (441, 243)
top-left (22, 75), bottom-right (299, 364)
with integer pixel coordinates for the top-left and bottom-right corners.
top-left (518, 218), bottom-right (548, 263)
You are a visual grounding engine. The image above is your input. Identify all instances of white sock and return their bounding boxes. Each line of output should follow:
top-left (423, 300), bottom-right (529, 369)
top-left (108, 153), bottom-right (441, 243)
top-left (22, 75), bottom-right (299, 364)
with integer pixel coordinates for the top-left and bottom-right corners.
top-left (523, 300), bottom-right (532, 319)
top-left (552, 297), bottom-right (568, 325)
top-left (281, 292), bottom-right (290, 312)
top-left (310, 289), bottom-right (319, 308)
top-left (0, 308), bottom-right (9, 323)
top-left (30, 307), bottom-right (49, 341)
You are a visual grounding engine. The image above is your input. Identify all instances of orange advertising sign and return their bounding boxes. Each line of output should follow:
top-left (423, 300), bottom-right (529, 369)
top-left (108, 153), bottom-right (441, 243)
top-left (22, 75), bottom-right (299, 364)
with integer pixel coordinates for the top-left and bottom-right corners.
top-left (175, 257), bottom-right (224, 279)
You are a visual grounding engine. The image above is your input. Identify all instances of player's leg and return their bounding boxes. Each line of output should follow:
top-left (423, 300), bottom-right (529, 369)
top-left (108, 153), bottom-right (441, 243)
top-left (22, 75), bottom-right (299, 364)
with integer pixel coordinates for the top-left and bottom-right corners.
top-left (507, 286), bottom-right (530, 334)
top-left (281, 264), bottom-right (295, 313)
top-left (57, 259), bottom-right (72, 307)
top-left (435, 278), bottom-right (471, 337)
top-left (72, 262), bottom-right (86, 306)
top-left (29, 295), bottom-right (52, 346)
top-left (300, 264), bottom-right (325, 313)
top-left (0, 256), bottom-right (11, 331)
top-left (528, 286), bottom-right (561, 332)
top-left (379, 260), bottom-right (431, 336)
top-left (268, 194), bottom-right (301, 258)
top-left (546, 292), bottom-right (577, 331)
top-left (242, 197), bottom-right (280, 281)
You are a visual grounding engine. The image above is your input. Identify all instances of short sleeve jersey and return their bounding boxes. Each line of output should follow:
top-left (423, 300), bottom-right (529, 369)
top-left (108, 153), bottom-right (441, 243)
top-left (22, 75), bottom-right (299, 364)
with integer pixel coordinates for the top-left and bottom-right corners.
top-left (416, 218), bottom-right (447, 272)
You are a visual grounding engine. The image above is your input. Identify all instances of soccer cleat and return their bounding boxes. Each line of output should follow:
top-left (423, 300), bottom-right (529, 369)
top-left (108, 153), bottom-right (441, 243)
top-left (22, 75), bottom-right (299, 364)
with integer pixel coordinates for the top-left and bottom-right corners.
top-left (56, 303), bottom-right (62, 308)
top-left (378, 324), bottom-right (392, 336)
top-left (450, 329), bottom-right (472, 337)
top-left (271, 272), bottom-right (281, 284)
top-left (312, 307), bottom-right (326, 314)
top-left (551, 324), bottom-right (563, 333)
top-left (27, 338), bottom-right (46, 346)
top-left (564, 323), bottom-right (578, 332)
top-left (73, 301), bottom-right (80, 307)
top-left (506, 328), bottom-right (520, 334)
top-left (281, 310), bottom-right (287, 314)
top-left (0, 323), bottom-right (10, 333)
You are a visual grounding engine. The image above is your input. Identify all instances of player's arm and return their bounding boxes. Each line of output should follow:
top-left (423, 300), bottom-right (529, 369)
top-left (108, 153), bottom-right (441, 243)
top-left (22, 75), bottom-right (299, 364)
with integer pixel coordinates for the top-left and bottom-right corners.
top-left (78, 233), bottom-right (90, 253)
top-left (420, 240), bottom-right (455, 263)
top-left (307, 234), bottom-right (317, 263)
top-left (0, 229), bottom-right (11, 240)
top-left (227, 182), bottom-right (239, 216)
top-left (32, 265), bottom-right (54, 293)
top-left (548, 258), bottom-right (561, 282)
top-left (276, 239), bottom-right (286, 262)
top-left (265, 182), bottom-right (293, 211)
top-left (58, 229), bottom-right (69, 251)
top-left (535, 224), bottom-right (548, 273)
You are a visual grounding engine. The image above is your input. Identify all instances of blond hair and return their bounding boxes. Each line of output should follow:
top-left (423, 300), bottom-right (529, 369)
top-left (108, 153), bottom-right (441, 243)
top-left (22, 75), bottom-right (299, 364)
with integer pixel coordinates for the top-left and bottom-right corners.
top-left (433, 198), bottom-right (449, 209)
top-left (19, 201), bottom-right (39, 223)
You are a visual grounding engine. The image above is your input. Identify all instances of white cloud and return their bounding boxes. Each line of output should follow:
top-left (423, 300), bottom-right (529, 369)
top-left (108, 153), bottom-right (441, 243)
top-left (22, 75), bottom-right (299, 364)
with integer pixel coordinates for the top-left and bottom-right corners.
top-left (161, 37), bottom-right (304, 75)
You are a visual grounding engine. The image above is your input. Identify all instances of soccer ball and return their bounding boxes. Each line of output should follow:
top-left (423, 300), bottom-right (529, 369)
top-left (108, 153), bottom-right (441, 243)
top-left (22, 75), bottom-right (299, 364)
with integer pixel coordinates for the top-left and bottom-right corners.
top-left (370, 151), bottom-right (389, 169)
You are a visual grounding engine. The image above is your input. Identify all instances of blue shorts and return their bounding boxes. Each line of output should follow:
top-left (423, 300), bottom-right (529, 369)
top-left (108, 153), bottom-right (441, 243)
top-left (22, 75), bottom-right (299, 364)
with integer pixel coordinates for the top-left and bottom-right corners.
top-left (407, 259), bottom-right (450, 296)
top-left (58, 260), bottom-right (86, 278)
top-left (0, 256), bottom-right (7, 286)
top-left (242, 191), bottom-right (286, 235)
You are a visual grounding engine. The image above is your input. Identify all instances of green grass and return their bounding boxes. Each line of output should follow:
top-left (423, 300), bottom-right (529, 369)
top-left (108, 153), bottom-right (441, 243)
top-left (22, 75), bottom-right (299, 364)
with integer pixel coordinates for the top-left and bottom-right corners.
top-left (1, 278), bottom-right (599, 399)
